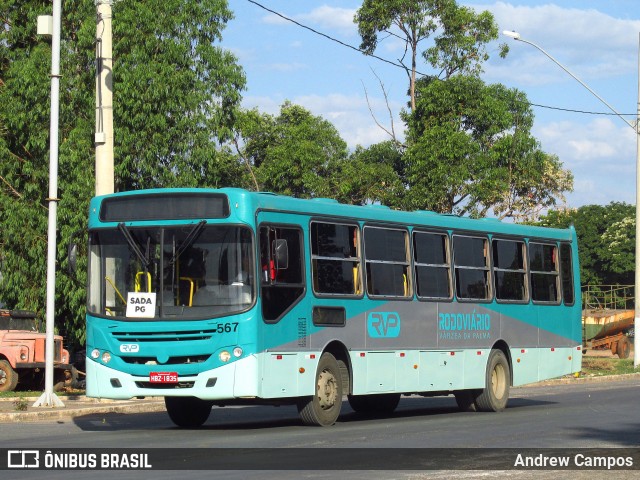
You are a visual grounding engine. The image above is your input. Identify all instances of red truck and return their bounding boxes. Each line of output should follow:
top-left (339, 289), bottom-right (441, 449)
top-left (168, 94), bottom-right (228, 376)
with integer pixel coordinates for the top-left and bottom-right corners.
top-left (0, 309), bottom-right (76, 392)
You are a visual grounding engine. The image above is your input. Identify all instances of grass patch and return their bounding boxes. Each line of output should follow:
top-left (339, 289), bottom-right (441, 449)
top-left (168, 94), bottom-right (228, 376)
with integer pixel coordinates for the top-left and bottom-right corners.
top-left (581, 356), bottom-right (640, 376)
top-left (0, 389), bottom-right (85, 399)
top-left (12, 398), bottom-right (28, 411)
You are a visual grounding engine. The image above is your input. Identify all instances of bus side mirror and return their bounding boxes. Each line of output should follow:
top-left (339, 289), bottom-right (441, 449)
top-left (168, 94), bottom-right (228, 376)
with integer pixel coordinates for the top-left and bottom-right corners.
top-left (273, 239), bottom-right (288, 270)
top-left (67, 230), bottom-right (85, 287)
top-left (68, 241), bottom-right (78, 274)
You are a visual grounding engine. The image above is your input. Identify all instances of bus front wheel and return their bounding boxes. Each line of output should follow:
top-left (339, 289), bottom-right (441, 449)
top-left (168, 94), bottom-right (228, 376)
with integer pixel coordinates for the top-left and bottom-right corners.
top-left (165, 396), bottom-right (213, 428)
top-left (475, 349), bottom-right (510, 412)
top-left (297, 352), bottom-right (343, 426)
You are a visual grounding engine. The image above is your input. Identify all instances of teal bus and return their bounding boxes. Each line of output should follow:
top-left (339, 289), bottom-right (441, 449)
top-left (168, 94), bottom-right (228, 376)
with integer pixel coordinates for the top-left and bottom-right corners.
top-left (84, 188), bottom-right (582, 427)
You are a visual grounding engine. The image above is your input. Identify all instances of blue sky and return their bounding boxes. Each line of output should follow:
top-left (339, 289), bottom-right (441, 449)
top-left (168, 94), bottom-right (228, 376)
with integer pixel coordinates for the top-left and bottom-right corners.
top-left (222, 1), bottom-right (640, 209)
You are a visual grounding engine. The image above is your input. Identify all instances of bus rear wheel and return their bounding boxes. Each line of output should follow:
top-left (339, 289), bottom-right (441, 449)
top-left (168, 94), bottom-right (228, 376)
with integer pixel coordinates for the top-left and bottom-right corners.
top-left (475, 350), bottom-right (510, 412)
top-left (298, 352), bottom-right (343, 426)
top-left (165, 396), bottom-right (213, 428)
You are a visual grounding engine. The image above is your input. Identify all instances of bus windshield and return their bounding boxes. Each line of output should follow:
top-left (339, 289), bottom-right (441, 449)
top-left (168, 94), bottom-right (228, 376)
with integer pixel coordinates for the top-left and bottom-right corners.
top-left (87, 224), bottom-right (254, 320)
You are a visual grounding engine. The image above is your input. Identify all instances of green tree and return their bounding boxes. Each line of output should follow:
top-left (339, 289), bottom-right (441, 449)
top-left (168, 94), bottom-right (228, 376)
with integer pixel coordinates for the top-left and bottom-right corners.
top-left (537, 203), bottom-right (636, 286)
top-left (335, 141), bottom-right (405, 206)
top-left (355, 0), bottom-right (568, 219)
top-left (402, 75), bottom-right (573, 218)
top-left (354, 0), bottom-right (506, 111)
top-left (0, 0), bottom-right (245, 347)
top-left (114, 0), bottom-right (246, 190)
top-left (233, 102), bottom-right (349, 198)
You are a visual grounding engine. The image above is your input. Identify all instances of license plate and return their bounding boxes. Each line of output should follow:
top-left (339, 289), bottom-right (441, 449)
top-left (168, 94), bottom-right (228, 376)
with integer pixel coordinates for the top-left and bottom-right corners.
top-left (149, 372), bottom-right (178, 384)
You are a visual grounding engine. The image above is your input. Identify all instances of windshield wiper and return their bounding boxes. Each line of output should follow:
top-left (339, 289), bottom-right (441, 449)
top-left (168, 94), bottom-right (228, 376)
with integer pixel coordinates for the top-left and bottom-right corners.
top-left (117, 223), bottom-right (150, 270)
top-left (168, 220), bottom-right (206, 267)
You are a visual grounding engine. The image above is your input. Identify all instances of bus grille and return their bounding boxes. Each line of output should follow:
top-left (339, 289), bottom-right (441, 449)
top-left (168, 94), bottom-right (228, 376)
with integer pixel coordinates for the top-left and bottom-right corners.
top-left (111, 329), bottom-right (217, 342)
top-left (121, 355), bottom-right (210, 365)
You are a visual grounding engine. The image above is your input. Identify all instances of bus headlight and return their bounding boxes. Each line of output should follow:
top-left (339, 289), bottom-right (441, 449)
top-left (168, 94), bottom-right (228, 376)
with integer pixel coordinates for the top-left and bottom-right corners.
top-left (91, 349), bottom-right (100, 359)
top-left (102, 352), bottom-right (112, 364)
top-left (233, 347), bottom-right (243, 358)
top-left (219, 351), bottom-right (231, 363)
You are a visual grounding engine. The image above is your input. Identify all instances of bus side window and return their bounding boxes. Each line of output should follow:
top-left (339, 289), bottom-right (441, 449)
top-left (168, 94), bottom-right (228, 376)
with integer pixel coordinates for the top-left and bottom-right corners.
top-left (560, 243), bottom-right (575, 305)
top-left (310, 221), bottom-right (361, 296)
top-left (529, 242), bottom-right (559, 303)
top-left (453, 234), bottom-right (491, 301)
top-left (260, 225), bottom-right (304, 322)
top-left (364, 226), bottom-right (411, 298)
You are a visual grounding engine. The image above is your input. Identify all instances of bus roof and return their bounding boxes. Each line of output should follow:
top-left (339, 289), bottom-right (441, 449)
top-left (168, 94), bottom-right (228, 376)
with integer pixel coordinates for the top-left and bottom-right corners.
top-left (90, 187), bottom-right (576, 242)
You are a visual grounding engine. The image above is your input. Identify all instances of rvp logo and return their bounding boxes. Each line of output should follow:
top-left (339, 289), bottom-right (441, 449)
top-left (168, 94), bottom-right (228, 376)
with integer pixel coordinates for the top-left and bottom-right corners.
top-left (367, 312), bottom-right (401, 338)
top-left (120, 344), bottom-right (140, 353)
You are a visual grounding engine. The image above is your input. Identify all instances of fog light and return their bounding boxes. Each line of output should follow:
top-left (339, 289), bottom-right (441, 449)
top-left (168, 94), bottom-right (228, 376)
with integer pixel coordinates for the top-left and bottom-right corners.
top-left (91, 349), bottom-right (100, 359)
top-left (102, 351), bottom-right (111, 363)
top-left (219, 351), bottom-right (231, 363)
top-left (233, 347), bottom-right (243, 358)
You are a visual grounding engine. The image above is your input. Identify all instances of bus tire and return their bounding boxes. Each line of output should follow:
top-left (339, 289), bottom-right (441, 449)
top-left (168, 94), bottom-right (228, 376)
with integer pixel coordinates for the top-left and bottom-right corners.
top-left (348, 393), bottom-right (400, 415)
top-left (297, 352), bottom-right (343, 426)
top-left (454, 390), bottom-right (480, 412)
top-left (617, 336), bottom-right (631, 359)
top-left (475, 350), bottom-right (510, 412)
top-left (0, 360), bottom-right (18, 393)
top-left (165, 396), bottom-right (213, 428)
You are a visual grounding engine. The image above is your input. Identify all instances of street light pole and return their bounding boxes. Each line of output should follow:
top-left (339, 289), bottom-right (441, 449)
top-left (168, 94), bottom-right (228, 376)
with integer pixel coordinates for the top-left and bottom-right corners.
top-left (33, 0), bottom-right (64, 408)
top-left (503, 30), bottom-right (640, 368)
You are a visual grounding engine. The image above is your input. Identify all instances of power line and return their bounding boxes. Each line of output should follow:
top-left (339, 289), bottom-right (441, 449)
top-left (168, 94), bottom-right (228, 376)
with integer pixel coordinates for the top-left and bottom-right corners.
top-left (530, 102), bottom-right (636, 117)
top-left (245, 0), bottom-right (638, 119)
top-left (245, 0), bottom-right (413, 73)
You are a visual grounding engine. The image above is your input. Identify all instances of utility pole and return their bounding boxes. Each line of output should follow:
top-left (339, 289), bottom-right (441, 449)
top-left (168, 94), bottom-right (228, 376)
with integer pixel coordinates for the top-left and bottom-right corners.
top-left (95, 0), bottom-right (115, 196)
top-left (33, 0), bottom-right (64, 408)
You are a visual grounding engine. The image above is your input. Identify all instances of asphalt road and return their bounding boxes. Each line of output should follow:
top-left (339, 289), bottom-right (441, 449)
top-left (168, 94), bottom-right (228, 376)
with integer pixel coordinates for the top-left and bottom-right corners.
top-left (1, 378), bottom-right (639, 479)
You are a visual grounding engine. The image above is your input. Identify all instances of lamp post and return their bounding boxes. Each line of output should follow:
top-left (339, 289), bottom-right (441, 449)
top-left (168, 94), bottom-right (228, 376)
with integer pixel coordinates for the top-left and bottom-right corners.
top-left (33, 0), bottom-right (65, 407)
top-left (503, 30), bottom-right (640, 368)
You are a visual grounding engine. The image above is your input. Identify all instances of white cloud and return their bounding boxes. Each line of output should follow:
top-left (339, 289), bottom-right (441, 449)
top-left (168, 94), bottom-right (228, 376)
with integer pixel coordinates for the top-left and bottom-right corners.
top-left (536, 117), bottom-right (634, 165)
top-left (262, 6), bottom-right (358, 36)
top-left (298, 6), bottom-right (358, 34)
top-left (534, 117), bottom-right (636, 206)
top-left (474, 1), bottom-right (640, 84)
top-left (265, 62), bottom-right (308, 72)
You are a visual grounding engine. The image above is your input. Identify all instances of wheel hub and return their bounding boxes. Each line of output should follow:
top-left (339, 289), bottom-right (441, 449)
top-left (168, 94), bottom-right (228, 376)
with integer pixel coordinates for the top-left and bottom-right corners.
top-left (317, 370), bottom-right (338, 410)
top-left (491, 364), bottom-right (506, 399)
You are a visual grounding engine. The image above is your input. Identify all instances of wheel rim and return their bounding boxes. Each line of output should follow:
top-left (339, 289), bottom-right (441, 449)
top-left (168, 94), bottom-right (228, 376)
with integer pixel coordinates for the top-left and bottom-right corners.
top-left (317, 369), bottom-right (338, 411)
top-left (0, 369), bottom-right (6, 386)
top-left (491, 363), bottom-right (506, 400)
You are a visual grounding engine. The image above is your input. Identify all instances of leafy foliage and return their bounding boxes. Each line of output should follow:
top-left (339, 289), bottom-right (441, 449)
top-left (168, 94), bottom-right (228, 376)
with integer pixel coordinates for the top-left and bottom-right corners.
top-left (536, 203), bottom-right (636, 286)
top-left (233, 102), bottom-right (348, 198)
top-left (113, 0), bottom-right (246, 190)
top-left (354, 0), bottom-right (507, 110)
top-left (401, 75), bottom-right (573, 218)
top-left (354, 0), bottom-right (570, 220)
top-left (0, 0), bottom-right (245, 348)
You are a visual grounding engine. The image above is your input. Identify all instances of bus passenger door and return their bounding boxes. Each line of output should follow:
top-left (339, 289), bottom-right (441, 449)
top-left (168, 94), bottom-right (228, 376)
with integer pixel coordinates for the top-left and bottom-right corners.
top-left (257, 217), bottom-right (309, 398)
